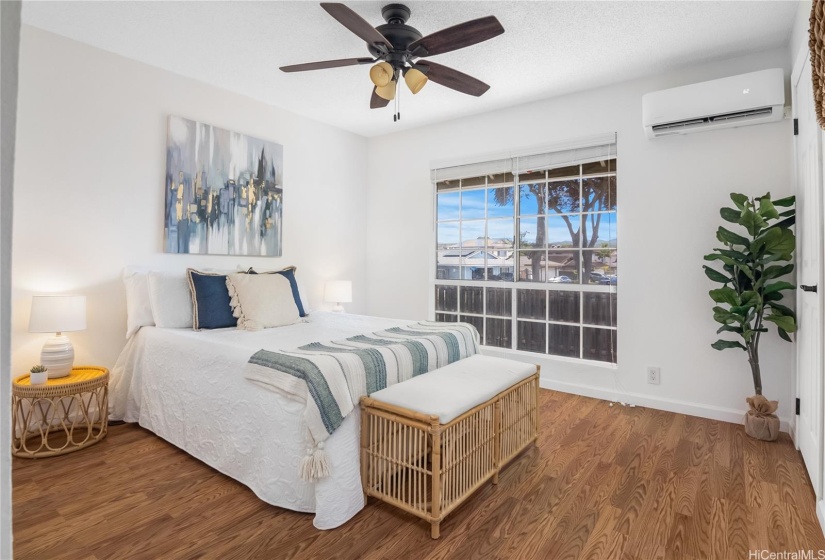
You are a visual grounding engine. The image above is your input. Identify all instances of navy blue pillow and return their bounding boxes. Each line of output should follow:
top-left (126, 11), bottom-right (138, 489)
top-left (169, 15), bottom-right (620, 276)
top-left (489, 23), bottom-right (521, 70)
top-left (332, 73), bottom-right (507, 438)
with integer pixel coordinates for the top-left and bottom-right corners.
top-left (247, 266), bottom-right (308, 317)
top-left (187, 269), bottom-right (237, 330)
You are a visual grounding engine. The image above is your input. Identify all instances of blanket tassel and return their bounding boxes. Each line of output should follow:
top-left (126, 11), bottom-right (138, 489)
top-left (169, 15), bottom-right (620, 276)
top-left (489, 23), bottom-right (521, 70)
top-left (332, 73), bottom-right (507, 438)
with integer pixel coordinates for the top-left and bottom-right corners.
top-left (300, 442), bottom-right (330, 481)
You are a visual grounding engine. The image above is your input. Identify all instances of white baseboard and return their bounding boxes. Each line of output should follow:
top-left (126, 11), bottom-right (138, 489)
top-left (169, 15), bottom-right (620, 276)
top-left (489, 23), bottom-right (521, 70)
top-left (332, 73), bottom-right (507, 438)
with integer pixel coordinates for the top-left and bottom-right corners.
top-left (817, 500), bottom-right (825, 538)
top-left (539, 377), bottom-right (792, 433)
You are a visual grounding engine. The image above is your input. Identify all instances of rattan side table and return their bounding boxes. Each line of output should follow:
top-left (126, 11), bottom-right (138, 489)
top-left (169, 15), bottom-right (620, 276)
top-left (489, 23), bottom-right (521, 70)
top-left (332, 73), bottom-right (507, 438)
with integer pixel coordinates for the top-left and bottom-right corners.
top-left (12, 366), bottom-right (109, 458)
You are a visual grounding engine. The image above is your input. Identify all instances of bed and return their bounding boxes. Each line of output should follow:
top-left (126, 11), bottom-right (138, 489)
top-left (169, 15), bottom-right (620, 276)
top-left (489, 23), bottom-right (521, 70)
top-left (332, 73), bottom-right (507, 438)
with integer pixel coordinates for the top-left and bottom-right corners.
top-left (109, 311), bottom-right (414, 530)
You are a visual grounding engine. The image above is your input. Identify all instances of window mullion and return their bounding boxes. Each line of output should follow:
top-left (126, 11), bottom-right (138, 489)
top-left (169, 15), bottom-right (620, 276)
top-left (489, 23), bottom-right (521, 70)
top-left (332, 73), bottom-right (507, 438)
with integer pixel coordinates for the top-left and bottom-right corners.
top-left (483, 176), bottom-right (488, 281)
top-left (579, 164), bottom-right (585, 360)
top-left (512, 173), bottom-right (519, 350)
top-left (511, 283), bottom-right (517, 351)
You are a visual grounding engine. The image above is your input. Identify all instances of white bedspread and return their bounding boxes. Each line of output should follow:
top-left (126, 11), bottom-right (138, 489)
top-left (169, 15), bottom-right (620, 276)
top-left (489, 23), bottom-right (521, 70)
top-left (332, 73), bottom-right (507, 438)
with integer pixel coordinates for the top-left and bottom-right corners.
top-left (109, 312), bottom-right (410, 529)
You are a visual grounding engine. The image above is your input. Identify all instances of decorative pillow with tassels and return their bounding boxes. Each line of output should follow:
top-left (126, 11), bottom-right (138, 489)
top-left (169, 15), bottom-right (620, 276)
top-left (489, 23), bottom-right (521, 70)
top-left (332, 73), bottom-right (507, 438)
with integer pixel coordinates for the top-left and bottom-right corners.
top-left (226, 272), bottom-right (300, 330)
top-left (187, 269), bottom-right (238, 330)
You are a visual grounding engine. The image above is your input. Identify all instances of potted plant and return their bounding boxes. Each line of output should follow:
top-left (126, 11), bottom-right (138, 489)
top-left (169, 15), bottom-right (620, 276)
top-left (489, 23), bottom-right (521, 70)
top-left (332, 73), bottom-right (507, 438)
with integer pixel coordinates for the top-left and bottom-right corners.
top-left (30, 364), bottom-right (48, 385)
top-left (703, 192), bottom-right (797, 441)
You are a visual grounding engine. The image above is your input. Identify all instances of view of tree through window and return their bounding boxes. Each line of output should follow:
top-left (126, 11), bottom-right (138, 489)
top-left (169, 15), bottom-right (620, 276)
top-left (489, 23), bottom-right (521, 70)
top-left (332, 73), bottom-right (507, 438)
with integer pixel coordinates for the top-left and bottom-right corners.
top-left (434, 154), bottom-right (617, 363)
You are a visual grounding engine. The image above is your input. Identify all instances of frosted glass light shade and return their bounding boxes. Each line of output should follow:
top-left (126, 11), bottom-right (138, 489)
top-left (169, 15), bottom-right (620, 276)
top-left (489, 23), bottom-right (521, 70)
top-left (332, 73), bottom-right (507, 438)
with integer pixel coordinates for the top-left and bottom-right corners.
top-left (375, 81), bottom-right (396, 101)
top-left (325, 281), bottom-right (352, 303)
top-left (405, 68), bottom-right (428, 94)
top-left (325, 281), bottom-right (352, 313)
top-left (369, 62), bottom-right (393, 87)
top-left (29, 295), bottom-right (87, 333)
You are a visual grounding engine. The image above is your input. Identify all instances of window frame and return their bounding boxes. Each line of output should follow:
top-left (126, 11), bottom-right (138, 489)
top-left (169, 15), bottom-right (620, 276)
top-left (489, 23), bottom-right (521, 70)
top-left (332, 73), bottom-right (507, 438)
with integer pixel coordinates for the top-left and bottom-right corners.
top-left (432, 157), bottom-right (617, 367)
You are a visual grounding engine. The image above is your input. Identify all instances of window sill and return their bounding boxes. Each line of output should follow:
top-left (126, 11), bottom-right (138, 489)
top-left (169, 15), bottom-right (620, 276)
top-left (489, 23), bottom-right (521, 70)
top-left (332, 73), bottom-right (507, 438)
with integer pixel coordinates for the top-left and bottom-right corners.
top-left (479, 345), bottom-right (619, 370)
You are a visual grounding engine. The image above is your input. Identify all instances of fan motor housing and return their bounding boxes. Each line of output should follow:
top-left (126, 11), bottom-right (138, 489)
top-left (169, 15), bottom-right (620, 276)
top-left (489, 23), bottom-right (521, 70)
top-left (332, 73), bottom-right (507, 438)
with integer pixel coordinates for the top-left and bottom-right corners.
top-left (369, 23), bottom-right (422, 56)
top-left (367, 4), bottom-right (421, 57)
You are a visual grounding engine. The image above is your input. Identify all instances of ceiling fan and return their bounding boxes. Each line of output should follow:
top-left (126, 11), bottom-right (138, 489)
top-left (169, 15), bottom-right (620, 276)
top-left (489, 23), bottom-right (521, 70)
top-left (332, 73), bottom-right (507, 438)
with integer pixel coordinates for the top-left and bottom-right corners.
top-left (280, 3), bottom-right (505, 118)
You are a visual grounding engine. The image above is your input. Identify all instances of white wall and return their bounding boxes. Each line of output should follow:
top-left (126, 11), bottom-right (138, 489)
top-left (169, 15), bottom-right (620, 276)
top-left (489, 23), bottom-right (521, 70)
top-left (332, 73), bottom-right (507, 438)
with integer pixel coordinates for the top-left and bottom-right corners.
top-left (791, 1), bottom-right (812, 65)
top-left (11, 25), bottom-right (800, 432)
top-left (11, 26), bottom-right (369, 374)
top-left (1, 4), bottom-right (21, 557)
top-left (365, 47), bottom-right (797, 426)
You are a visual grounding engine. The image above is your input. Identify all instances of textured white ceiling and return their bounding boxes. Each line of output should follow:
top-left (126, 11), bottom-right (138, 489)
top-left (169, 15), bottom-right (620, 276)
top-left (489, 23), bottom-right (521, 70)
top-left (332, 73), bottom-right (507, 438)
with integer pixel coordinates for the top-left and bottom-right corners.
top-left (22, 1), bottom-right (798, 138)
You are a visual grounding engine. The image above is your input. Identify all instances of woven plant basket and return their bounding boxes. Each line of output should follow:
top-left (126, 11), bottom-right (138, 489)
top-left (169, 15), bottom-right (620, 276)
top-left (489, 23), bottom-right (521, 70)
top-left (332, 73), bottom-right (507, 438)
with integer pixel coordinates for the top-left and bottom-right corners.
top-left (810, 1), bottom-right (825, 128)
top-left (743, 395), bottom-right (779, 442)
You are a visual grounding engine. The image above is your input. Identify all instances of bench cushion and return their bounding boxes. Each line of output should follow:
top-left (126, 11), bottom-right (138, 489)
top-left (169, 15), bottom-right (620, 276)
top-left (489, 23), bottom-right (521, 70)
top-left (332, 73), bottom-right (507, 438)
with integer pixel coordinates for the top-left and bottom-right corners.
top-left (368, 355), bottom-right (537, 424)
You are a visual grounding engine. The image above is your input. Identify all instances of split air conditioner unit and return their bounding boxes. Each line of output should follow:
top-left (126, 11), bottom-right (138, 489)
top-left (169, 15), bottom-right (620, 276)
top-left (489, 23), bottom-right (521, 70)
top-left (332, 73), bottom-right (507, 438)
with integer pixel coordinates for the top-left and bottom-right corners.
top-left (642, 68), bottom-right (785, 139)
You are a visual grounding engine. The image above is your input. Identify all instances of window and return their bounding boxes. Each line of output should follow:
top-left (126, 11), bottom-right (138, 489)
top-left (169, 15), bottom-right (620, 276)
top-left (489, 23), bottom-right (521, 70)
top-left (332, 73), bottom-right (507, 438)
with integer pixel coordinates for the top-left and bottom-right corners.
top-left (433, 136), bottom-right (617, 363)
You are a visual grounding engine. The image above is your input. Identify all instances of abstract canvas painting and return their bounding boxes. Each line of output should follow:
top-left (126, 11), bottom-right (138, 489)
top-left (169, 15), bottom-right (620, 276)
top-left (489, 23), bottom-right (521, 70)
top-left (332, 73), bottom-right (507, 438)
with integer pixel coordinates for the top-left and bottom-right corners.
top-left (164, 116), bottom-right (283, 255)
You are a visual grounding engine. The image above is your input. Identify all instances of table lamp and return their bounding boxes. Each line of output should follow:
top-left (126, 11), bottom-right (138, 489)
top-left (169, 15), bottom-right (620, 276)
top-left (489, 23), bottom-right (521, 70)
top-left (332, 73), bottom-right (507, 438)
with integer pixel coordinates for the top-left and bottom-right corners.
top-left (28, 295), bottom-right (87, 378)
top-left (324, 281), bottom-right (352, 313)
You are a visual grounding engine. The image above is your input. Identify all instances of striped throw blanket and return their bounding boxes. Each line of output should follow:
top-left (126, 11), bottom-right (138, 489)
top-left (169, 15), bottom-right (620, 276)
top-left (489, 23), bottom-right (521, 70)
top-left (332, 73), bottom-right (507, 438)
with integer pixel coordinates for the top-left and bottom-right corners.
top-left (244, 321), bottom-right (480, 480)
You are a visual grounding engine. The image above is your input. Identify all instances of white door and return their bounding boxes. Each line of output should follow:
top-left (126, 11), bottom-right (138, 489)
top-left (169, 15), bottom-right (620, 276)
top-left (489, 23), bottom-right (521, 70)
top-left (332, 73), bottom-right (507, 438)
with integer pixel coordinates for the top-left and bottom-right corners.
top-left (795, 55), bottom-right (824, 499)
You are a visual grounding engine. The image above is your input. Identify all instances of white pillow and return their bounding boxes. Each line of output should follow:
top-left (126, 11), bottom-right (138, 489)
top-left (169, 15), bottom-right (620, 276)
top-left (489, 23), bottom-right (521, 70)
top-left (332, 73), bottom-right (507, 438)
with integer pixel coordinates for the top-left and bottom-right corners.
top-left (147, 272), bottom-right (193, 329)
top-left (123, 270), bottom-right (155, 338)
top-left (226, 272), bottom-right (299, 330)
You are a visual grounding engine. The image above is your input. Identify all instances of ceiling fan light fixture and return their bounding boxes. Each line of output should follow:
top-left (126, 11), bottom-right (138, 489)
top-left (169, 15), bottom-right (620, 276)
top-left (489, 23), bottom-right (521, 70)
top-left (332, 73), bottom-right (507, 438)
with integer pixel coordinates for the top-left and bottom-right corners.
top-left (283, 3), bottom-right (504, 114)
top-left (375, 80), bottom-right (396, 101)
top-left (369, 62), bottom-right (394, 87)
top-left (405, 68), bottom-right (428, 94)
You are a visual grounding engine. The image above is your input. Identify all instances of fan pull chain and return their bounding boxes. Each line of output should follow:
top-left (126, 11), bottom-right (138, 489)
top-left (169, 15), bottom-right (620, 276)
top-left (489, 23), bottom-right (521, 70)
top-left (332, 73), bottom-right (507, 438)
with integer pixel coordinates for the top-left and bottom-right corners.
top-left (393, 79), bottom-right (401, 122)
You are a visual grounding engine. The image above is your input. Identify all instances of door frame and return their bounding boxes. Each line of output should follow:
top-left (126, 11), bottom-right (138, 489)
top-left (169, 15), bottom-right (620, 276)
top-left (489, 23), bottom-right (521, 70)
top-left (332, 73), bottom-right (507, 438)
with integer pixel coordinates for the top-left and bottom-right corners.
top-left (792, 43), bottom-right (825, 532)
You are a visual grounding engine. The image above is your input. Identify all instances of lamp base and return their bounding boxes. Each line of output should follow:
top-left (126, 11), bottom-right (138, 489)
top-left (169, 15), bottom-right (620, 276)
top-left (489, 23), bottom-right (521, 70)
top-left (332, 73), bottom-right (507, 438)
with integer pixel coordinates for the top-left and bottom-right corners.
top-left (331, 304), bottom-right (346, 313)
top-left (41, 334), bottom-right (74, 378)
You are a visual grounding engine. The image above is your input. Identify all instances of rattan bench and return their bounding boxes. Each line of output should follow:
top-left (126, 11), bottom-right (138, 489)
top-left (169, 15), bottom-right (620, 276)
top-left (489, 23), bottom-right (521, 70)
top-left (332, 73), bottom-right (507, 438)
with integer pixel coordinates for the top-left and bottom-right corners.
top-left (360, 355), bottom-right (539, 539)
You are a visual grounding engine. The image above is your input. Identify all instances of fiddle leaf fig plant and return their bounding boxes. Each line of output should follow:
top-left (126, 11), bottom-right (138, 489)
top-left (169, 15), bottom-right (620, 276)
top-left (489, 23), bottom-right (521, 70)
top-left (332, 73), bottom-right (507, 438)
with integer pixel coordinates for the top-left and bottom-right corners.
top-left (703, 192), bottom-right (797, 396)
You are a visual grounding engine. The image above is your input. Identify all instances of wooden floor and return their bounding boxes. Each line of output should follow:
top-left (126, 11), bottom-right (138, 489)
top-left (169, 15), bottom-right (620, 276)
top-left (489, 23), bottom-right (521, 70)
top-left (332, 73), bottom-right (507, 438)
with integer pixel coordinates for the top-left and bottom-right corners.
top-left (12, 390), bottom-right (825, 560)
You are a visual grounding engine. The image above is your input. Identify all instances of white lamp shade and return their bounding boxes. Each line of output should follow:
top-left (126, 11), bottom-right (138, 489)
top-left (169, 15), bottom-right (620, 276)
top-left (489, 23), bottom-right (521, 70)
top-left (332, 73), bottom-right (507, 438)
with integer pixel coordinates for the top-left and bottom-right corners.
top-left (28, 295), bottom-right (87, 333)
top-left (324, 281), bottom-right (352, 303)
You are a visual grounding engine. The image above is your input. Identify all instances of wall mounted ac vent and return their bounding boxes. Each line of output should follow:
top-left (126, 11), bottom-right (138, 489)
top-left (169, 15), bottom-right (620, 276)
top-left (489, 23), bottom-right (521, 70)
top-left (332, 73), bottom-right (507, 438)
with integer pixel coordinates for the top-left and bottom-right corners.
top-left (643, 69), bottom-right (785, 139)
top-left (651, 108), bottom-right (775, 135)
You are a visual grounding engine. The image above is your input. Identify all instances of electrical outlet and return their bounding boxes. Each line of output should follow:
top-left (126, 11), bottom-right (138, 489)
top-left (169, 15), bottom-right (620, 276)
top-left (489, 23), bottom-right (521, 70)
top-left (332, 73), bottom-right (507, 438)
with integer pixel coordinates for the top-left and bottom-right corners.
top-left (647, 366), bottom-right (661, 385)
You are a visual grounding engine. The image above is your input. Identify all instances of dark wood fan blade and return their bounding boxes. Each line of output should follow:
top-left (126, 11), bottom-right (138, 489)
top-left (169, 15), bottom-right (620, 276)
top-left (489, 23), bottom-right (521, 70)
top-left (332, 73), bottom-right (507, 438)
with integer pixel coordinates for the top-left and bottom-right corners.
top-left (370, 87), bottom-right (390, 108)
top-left (280, 57), bottom-right (374, 72)
top-left (419, 61), bottom-right (490, 97)
top-left (409, 16), bottom-right (504, 57)
top-left (321, 3), bottom-right (391, 49)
